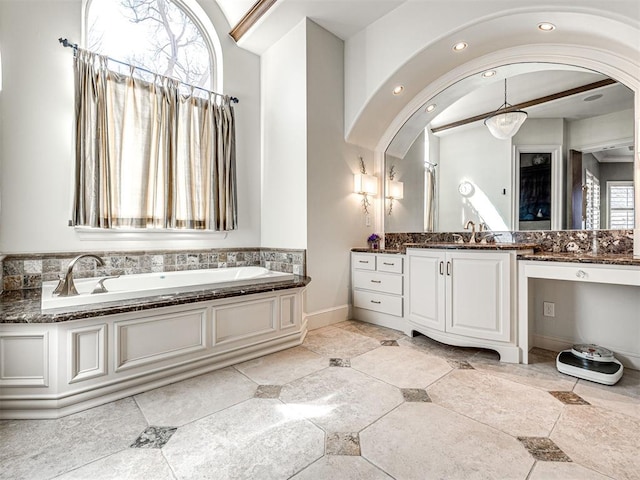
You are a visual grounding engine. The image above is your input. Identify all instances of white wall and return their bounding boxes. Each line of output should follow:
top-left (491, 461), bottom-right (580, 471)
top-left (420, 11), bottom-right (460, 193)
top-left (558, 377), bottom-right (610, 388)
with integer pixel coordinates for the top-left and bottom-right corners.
top-left (437, 125), bottom-right (512, 231)
top-left (567, 108), bottom-right (634, 150)
top-left (305, 20), bottom-right (374, 320)
top-left (513, 118), bottom-right (564, 146)
top-left (0, 0), bottom-right (262, 253)
top-left (532, 279), bottom-right (640, 368)
top-left (260, 20), bottom-right (307, 249)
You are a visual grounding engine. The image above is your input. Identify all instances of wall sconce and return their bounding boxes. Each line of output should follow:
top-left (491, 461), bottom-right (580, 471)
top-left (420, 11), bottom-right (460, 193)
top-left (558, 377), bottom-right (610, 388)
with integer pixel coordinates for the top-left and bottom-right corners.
top-left (354, 157), bottom-right (378, 214)
top-left (386, 165), bottom-right (404, 215)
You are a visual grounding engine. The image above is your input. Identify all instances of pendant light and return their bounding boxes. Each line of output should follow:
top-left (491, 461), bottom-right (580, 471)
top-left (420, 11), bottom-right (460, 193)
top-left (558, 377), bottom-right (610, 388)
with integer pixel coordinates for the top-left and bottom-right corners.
top-left (484, 79), bottom-right (527, 139)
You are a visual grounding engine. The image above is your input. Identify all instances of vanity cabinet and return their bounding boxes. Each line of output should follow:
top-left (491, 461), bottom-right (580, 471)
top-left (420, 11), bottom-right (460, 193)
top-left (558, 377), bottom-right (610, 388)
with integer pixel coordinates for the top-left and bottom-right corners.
top-left (351, 252), bottom-right (405, 331)
top-left (406, 248), bottom-right (518, 362)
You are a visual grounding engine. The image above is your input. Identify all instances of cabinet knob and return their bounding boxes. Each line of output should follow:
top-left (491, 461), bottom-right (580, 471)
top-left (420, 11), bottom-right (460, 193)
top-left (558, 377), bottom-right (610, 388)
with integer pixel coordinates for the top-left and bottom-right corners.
top-left (576, 270), bottom-right (587, 279)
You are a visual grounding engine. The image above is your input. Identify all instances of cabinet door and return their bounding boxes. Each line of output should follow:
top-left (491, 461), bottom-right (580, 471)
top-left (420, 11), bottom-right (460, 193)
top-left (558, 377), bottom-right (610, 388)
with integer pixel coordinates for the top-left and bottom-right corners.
top-left (407, 251), bottom-right (446, 331)
top-left (446, 251), bottom-right (511, 342)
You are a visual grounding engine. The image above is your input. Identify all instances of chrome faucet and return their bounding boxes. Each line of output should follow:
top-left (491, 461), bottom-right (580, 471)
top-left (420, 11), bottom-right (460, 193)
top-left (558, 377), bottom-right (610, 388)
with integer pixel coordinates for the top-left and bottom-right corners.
top-left (464, 220), bottom-right (476, 243)
top-left (53, 254), bottom-right (105, 297)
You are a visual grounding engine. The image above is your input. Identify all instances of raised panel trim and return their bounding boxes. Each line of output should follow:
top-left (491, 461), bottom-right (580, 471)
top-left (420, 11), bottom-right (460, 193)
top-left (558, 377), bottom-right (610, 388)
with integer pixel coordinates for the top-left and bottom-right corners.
top-left (0, 332), bottom-right (49, 387)
top-left (114, 308), bottom-right (207, 372)
top-left (68, 324), bottom-right (107, 384)
top-left (280, 294), bottom-right (299, 331)
top-left (212, 297), bottom-right (278, 346)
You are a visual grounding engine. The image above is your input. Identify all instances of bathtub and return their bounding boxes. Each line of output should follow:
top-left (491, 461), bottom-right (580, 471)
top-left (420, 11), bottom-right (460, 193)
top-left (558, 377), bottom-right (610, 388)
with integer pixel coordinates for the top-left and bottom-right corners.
top-left (41, 266), bottom-right (295, 311)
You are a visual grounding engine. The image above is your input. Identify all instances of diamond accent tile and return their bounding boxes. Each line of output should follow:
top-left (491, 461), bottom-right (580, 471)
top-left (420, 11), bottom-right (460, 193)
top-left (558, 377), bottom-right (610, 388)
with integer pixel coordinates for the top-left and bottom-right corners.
top-left (131, 426), bottom-right (178, 449)
top-left (401, 388), bottom-right (431, 402)
top-left (255, 385), bottom-right (282, 399)
top-left (326, 432), bottom-right (361, 456)
top-left (448, 360), bottom-right (475, 369)
top-left (329, 358), bottom-right (351, 367)
top-left (380, 340), bottom-right (399, 346)
top-left (549, 391), bottom-right (590, 405)
top-left (518, 437), bottom-right (572, 462)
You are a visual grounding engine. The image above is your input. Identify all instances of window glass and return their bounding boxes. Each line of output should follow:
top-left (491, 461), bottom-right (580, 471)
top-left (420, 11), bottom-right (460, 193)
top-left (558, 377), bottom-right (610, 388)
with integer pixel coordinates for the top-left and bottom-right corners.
top-left (87, 0), bottom-right (213, 88)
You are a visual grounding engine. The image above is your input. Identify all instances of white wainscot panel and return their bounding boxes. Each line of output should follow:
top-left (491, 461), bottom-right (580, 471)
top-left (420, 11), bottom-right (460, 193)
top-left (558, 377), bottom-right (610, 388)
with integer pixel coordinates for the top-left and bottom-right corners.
top-left (68, 324), bottom-right (107, 384)
top-left (213, 297), bottom-right (277, 345)
top-left (115, 308), bottom-right (207, 372)
top-left (0, 332), bottom-right (49, 387)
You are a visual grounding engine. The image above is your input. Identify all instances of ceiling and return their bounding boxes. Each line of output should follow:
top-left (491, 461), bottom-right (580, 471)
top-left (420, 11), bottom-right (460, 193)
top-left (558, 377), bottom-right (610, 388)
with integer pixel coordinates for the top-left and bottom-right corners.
top-left (215, 0), bottom-right (406, 54)
top-left (216, 2), bottom-right (635, 163)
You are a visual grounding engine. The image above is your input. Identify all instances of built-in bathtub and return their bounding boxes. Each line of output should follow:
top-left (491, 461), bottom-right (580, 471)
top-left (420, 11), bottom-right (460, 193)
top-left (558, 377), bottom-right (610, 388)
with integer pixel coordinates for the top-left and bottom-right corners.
top-left (41, 266), bottom-right (294, 311)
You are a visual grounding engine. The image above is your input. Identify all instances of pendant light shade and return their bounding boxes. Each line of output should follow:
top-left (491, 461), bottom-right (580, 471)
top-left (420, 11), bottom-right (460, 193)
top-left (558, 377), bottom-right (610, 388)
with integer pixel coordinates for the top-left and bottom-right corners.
top-left (484, 79), bottom-right (527, 140)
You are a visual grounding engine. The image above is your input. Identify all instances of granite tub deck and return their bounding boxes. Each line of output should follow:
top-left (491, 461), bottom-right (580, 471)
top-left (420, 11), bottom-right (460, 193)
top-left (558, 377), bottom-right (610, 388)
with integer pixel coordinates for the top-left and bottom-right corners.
top-left (0, 275), bottom-right (311, 419)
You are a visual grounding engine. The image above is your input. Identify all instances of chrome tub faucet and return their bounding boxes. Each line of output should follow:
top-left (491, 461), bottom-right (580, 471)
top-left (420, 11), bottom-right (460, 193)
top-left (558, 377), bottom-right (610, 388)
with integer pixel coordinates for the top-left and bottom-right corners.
top-left (53, 254), bottom-right (105, 297)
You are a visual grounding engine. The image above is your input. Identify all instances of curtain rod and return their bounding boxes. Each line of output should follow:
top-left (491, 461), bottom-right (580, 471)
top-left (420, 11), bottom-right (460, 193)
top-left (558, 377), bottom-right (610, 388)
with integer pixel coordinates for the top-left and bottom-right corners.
top-left (58, 38), bottom-right (239, 104)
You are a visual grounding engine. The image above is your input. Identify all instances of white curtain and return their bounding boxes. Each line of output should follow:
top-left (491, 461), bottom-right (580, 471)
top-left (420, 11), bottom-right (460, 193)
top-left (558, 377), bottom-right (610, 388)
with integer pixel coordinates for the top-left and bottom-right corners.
top-left (424, 165), bottom-right (436, 231)
top-left (72, 49), bottom-right (237, 230)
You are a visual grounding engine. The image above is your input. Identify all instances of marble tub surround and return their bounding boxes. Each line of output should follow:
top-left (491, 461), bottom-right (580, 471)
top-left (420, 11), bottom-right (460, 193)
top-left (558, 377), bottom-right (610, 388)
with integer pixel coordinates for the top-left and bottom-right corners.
top-left (0, 274), bottom-right (310, 323)
top-left (385, 229), bottom-right (634, 255)
top-left (1, 320), bottom-right (638, 480)
top-left (1, 247), bottom-right (306, 292)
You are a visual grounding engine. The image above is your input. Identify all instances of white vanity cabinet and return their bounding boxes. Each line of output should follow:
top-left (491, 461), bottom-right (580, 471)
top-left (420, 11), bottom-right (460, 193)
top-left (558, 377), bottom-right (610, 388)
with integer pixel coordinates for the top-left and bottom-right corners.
top-left (351, 252), bottom-right (405, 331)
top-left (406, 248), bottom-right (519, 362)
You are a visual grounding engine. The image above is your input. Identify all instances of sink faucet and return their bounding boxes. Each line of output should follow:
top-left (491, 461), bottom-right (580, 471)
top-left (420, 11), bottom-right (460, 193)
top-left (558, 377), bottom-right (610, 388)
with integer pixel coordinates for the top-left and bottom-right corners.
top-left (464, 220), bottom-right (476, 243)
top-left (53, 254), bottom-right (105, 297)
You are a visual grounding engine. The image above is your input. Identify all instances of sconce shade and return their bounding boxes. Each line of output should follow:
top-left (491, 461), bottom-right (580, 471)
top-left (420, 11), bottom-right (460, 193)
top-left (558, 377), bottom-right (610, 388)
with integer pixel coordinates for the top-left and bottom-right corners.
top-left (388, 180), bottom-right (404, 199)
top-left (354, 173), bottom-right (378, 195)
top-left (484, 78), bottom-right (527, 140)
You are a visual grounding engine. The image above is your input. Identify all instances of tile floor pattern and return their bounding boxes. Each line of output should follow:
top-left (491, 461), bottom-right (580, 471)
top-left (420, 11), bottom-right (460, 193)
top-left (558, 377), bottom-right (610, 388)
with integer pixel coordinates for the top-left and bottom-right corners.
top-left (1, 321), bottom-right (639, 479)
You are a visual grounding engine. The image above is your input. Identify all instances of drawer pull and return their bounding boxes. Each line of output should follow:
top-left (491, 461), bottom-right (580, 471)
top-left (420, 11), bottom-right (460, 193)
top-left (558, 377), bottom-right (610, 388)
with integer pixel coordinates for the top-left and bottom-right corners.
top-left (382, 262), bottom-right (394, 266)
top-left (370, 280), bottom-right (382, 284)
top-left (370, 300), bottom-right (382, 304)
top-left (446, 261), bottom-right (452, 276)
top-left (439, 261), bottom-right (444, 275)
top-left (358, 260), bottom-right (370, 264)
top-left (576, 270), bottom-right (587, 279)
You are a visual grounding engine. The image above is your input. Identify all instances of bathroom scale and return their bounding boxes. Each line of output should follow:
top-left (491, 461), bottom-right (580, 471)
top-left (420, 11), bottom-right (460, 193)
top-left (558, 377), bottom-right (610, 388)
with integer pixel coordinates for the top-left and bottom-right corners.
top-left (556, 344), bottom-right (623, 385)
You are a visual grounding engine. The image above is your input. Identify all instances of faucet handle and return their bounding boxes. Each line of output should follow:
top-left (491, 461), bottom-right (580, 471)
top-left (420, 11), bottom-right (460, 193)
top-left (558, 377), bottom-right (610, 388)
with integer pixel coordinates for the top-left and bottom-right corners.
top-left (92, 275), bottom-right (120, 294)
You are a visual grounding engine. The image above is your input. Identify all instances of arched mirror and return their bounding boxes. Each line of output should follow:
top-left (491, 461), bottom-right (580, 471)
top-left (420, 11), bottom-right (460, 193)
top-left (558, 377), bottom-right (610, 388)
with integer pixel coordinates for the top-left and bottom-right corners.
top-left (384, 63), bottom-right (635, 234)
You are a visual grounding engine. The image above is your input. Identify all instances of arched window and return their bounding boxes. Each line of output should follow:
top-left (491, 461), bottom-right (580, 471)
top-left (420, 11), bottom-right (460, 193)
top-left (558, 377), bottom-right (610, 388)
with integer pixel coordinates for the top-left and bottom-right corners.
top-left (86, 0), bottom-right (216, 90)
top-left (74, 0), bottom-right (236, 232)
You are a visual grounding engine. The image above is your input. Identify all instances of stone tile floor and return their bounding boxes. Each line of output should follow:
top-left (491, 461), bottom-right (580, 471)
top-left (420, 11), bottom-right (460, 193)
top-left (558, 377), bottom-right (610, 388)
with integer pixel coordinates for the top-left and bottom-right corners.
top-left (1, 320), bottom-right (639, 480)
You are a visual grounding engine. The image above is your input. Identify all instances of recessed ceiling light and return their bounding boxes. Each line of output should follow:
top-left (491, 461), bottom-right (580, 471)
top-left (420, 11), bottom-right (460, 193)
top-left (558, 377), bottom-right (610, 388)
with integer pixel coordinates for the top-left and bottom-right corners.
top-left (426, 104), bottom-right (437, 112)
top-left (392, 85), bottom-right (404, 95)
top-left (538, 22), bottom-right (556, 32)
top-left (584, 94), bottom-right (603, 102)
top-left (452, 42), bottom-right (468, 52)
top-left (481, 70), bottom-right (497, 78)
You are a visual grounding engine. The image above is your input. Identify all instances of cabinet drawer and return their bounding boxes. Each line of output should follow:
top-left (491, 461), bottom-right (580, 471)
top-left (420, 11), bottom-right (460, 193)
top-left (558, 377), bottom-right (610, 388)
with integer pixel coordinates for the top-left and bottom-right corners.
top-left (377, 256), bottom-right (403, 274)
top-left (354, 290), bottom-right (403, 316)
top-left (353, 254), bottom-right (376, 271)
top-left (523, 262), bottom-right (640, 287)
top-left (353, 270), bottom-right (403, 295)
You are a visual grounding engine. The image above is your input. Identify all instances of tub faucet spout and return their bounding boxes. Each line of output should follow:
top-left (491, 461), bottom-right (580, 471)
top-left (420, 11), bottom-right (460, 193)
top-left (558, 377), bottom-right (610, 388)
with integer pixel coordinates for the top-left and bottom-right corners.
top-left (53, 254), bottom-right (105, 297)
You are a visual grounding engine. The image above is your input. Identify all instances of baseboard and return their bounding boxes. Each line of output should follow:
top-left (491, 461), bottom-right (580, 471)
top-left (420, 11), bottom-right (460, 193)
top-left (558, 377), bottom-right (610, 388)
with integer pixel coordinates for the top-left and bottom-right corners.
top-left (532, 334), bottom-right (640, 370)
top-left (305, 304), bottom-right (349, 330)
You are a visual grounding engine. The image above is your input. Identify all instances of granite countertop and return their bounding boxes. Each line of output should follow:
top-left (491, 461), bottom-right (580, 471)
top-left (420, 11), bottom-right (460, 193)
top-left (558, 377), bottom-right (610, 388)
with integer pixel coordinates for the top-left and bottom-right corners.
top-left (351, 248), bottom-right (404, 254)
top-left (404, 242), bottom-right (538, 251)
top-left (519, 252), bottom-right (640, 266)
top-left (0, 276), bottom-right (311, 324)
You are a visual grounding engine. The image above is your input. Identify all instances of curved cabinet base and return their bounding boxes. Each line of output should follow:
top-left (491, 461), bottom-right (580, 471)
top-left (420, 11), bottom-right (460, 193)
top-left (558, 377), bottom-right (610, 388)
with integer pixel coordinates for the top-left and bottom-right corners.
top-left (408, 323), bottom-right (520, 363)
